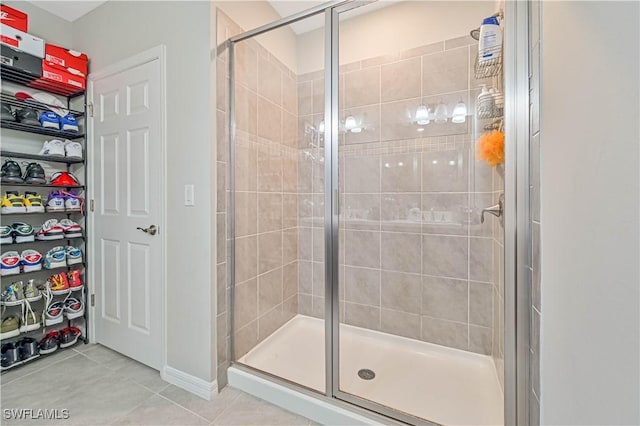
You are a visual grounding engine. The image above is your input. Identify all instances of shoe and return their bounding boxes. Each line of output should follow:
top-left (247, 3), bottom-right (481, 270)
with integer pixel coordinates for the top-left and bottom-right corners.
top-left (45, 301), bottom-right (64, 325)
top-left (0, 282), bottom-right (21, 305)
top-left (38, 330), bottom-right (60, 354)
top-left (39, 111), bottom-right (61, 130)
top-left (1, 102), bottom-right (14, 121)
top-left (59, 219), bottom-right (82, 238)
top-left (67, 270), bottom-right (83, 289)
top-left (65, 246), bottom-right (82, 265)
top-left (16, 337), bottom-right (39, 361)
top-left (23, 163), bottom-right (46, 185)
top-left (23, 191), bottom-right (45, 212)
top-left (21, 249), bottom-right (43, 272)
top-left (36, 219), bottom-right (64, 240)
top-left (20, 302), bottom-right (41, 333)
top-left (0, 225), bottom-right (13, 244)
top-left (22, 279), bottom-right (41, 301)
top-left (1, 342), bottom-right (20, 370)
top-left (1, 160), bottom-right (24, 184)
top-left (12, 223), bottom-right (34, 243)
top-left (60, 115), bottom-right (79, 132)
top-left (64, 140), bottom-right (83, 159)
top-left (39, 139), bottom-right (66, 157)
top-left (48, 273), bottom-right (69, 293)
top-left (15, 107), bottom-right (40, 126)
top-left (59, 327), bottom-right (82, 348)
top-left (1, 191), bottom-right (26, 213)
top-left (63, 190), bottom-right (83, 212)
top-left (0, 317), bottom-right (20, 340)
top-left (46, 191), bottom-right (65, 212)
top-left (1, 251), bottom-right (21, 276)
top-left (44, 246), bottom-right (66, 269)
top-left (50, 171), bottom-right (80, 187)
top-left (64, 298), bottom-right (84, 320)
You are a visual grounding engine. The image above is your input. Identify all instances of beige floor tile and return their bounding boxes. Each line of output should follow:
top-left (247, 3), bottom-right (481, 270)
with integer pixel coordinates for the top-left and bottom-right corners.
top-left (113, 394), bottom-right (208, 425)
top-left (160, 385), bottom-right (242, 422)
top-left (212, 392), bottom-right (311, 425)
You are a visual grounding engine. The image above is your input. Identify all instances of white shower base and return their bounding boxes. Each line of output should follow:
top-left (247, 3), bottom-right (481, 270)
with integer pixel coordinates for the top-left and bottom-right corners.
top-left (238, 315), bottom-right (503, 425)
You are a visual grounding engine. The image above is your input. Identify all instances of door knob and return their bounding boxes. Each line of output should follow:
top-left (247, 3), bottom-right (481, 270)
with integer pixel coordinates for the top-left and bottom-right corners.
top-left (481, 193), bottom-right (504, 223)
top-left (136, 225), bottom-right (157, 235)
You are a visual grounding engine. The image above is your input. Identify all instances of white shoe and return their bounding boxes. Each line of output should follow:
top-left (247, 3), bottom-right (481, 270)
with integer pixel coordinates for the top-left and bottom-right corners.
top-left (64, 140), bottom-right (83, 159)
top-left (39, 139), bottom-right (65, 157)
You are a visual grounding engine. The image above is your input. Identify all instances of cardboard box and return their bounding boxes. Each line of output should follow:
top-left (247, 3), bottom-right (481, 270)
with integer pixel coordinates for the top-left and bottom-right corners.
top-left (0, 5), bottom-right (28, 32)
top-left (45, 44), bottom-right (88, 77)
top-left (0, 43), bottom-right (41, 78)
top-left (0, 24), bottom-right (44, 58)
top-left (38, 60), bottom-right (86, 90)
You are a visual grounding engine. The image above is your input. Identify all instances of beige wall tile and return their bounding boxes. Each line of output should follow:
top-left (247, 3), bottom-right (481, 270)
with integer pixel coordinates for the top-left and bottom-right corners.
top-left (422, 235), bottom-right (468, 279)
top-left (283, 228), bottom-right (298, 265)
top-left (381, 308), bottom-right (421, 340)
top-left (282, 111), bottom-right (298, 149)
top-left (235, 41), bottom-right (257, 93)
top-left (312, 261), bottom-right (324, 297)
top-left (381, 152), bottom-right (422, 192)
top-left (258, 304), bottom-right (285, 341)
top-left (235, 191), bottom-right (257, 237)
top-left (298, 294), bottom-right (312, 316)
top-left (235, 140), bottom-right (257, 191)
top-left (234, 278), bottom-right (257, 330)
top-left (343, 104), bottom-right (381, 145)
top-left (381, 232), bottom-right (421, 274)
top-left (343, 193), bottom-right (380, 231)
top-left (420, 316), bottom-right (467, 350)
top-left (343, 155), bottom-right (380, 193)
top-left (235, 235), bottom-right (257, 283)
top-left (257, 143), bottom-right (282, 192)
top-left (381, 271), bottom-right (421, 314)
top-left (470, 281), bottom-right (493, 327)
top-left (381, 193), bottom-right (421, 233)
top-left (234, 320), bottom-right (258, 359)
top-left (258, 193), bottom-right (283, 233)
top-left (421, 193), bottom-right (468, 236)
top-left (380, 98), bottom-right (424, 142)
top-left (258, 267), bottom-right (283, 316)
top-left (469, 237), bottom-right (492, 282)
top-left (381, 57), bottom-right (421, 103)
top-left (344, 266), bottom-right (380, 306)
top-left (298, 227), bottom-right (312, 261)
top-left (422, 276), bottom-right (468, 322)
top-left (283, 261), bottom-right (298, 300)
top-left (257, 97), bottom-right (282, 142)
top-left (298, 260), bottom-right (312, 294)
top-left (312, 78), bottom-right (325, 115)
top-left (422, 148), bottom-right (469, 192)
top-left (469, 325), bottom-right (492, 355)
top-left (345, 230), bottom-right (381, 269)
top-left (258, 231), bottom-right (283, 274)
top-left (282, 73), bottom-right (297, 115)
top-left (283, 194), bottom-right (298, 229)
top-left (297, 81), bottom-right (312, 117)
top-left (344, 66), bottom-right (380, 108)
top-left (234, 84), bottom-right (257, 135)
top-left (344, 302), bottom-right (380, 331)
top-left (423, 47), bottom-right (469, 96)
top-left (257, 55), bottom-right (282, 106)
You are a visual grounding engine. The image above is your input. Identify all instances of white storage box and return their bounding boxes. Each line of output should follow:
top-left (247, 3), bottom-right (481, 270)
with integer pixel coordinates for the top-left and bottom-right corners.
top-left (0, 23), bottom-right (44, 58)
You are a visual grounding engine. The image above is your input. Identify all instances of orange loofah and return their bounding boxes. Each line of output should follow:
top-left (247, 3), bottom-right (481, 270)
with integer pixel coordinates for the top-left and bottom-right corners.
top-left (477, 130), bottom-right (505, 166)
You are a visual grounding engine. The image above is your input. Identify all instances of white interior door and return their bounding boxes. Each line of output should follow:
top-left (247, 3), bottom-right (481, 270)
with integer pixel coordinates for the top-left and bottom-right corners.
top-left (91, 57), bottom-right (163, 370)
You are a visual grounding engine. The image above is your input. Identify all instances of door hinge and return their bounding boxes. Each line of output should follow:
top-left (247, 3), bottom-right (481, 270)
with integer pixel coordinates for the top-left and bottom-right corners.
top-left (90, 199), bottom-right (94, 212)
top-left (88, 103), bottom-right (94, 117)
top-left (90, 294), bottom-right (95, 307)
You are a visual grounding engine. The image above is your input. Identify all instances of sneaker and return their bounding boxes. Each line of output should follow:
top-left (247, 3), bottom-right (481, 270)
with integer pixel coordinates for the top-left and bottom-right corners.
top-left (23, 163), bottom-right (46, 185)
top-left (59, 327), bottom-right (82, 348)
top-left (59, 219), bottom-right (82, 238)
top-left (39, 139), bottom-right (66, 157)
top-left (45, 301), bottom-right (64, 326)
top-left (46, 191), bottom-right (65, 212)
top-left (48, 273), bottom-right (69, 293)
top-left (44, 246), bottom-right (66, 269)
top-left (12, 223), bottom-right (34, 243)
top-left (15, 107), bottom-right (40, 126)
top-left (67, 270), bottom-right (83, 289)
top-left (21, 249), bottom-right (43, 272)
top-left (65, 246), bottom-right (82, 265)
top-left (36, 219), bottom-right (64, 240)
top-left (60, 115), bottom-right (79, 132)
top-left (1, 102), bottom-right (14, 121)
top-left (1, 251), bottom-right (21, 276)
top-left (64, 298), bottom-right (84, 320)
top-left (16, 337), bottom-right (39, 361)
top-left (50, 171), bottom-right (80, 186)
top-left (38, 330), bottom-right (60, 354)
top-left (0, 317), bottom-right (20, 340)
top-left (1, 191), bottom-right (26, 213)
top-left (63, 190), bottom-right (83, 212)
top-left (0, 225), bottom-right (13, 244)
top-left (64, 140), bottom-right (83, 159)
top-left (39, 111), bottom-right (61, 130)
top-left (1, 160), bottom-right (23, 184)
top-left (0, 282), bottom-right (21, 304)
top-left (23, 191), bottom-right (45, 212)
top-left (20, 301), bottom-right (41, 333)
top-left (22, 279), bottom-right (41, 301)
top-left (1, 342), bottom-right (20, 370)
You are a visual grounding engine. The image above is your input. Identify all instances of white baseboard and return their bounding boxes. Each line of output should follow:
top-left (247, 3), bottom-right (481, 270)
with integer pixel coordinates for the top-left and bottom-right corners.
top-left (228, 367), bottom-right (389, 425)
top-left (162, 365), bottom-right (217, 401)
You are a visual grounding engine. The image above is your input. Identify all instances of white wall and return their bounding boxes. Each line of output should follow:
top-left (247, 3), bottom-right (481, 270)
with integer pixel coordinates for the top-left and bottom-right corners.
top-left (540, 1), bottom-right (640, 424)
top-left (297, 0), bottom-right (496, 74)
top-left (3, 0), bottom-right (73, 47)
top-left (72, 1), bottom-right (214, 383)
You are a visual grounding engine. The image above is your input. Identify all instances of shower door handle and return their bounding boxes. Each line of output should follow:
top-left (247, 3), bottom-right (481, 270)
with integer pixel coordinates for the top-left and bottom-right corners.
top-left (481, 193), bottom-right (504, 223)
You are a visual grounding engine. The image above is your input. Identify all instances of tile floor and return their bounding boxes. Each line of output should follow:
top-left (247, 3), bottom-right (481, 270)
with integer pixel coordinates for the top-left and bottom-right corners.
top-left (1, 344), bottom-right (315, 425)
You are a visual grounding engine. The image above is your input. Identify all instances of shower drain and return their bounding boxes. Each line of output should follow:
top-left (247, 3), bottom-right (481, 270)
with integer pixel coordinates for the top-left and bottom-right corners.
top-left (358, 369), bottom-right (376, 380)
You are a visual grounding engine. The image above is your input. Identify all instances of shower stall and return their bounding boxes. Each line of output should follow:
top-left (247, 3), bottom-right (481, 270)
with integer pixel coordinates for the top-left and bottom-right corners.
top-left (216, 1), bottom-right (529, 424)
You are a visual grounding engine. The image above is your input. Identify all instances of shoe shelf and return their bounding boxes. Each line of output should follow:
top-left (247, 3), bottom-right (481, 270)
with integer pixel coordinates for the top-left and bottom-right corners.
top-left (0, 121), bottom-right (85, 140)
top-left (0, 150), bottom-right (83, 165)
top-left (1, 210), bottom-right (84, 216)
top-left (0, 236), bottom-right (85, 247)
top-left (0, 183), bottom-right (84, 190)
top-left (0, 93), bottom-right (85, 118)
top-left (0, 335), bottom-right (86, 372)
top-left (0, 263), bottom-right (84, 280)
top-left (0, 65), bottom-right (85, 98)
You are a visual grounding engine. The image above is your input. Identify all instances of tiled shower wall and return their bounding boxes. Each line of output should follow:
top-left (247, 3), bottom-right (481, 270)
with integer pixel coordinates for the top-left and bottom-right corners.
top-left (296, 37), bottom-right (500, 356)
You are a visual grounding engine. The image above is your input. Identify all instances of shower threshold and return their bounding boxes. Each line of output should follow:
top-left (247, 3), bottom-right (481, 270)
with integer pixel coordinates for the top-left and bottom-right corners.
top-left (237, 315), bottom-right (504, 425)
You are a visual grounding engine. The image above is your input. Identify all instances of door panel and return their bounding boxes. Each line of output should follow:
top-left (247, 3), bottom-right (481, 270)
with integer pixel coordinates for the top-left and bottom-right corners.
top-left (93, 58), bottom-right (162, 369)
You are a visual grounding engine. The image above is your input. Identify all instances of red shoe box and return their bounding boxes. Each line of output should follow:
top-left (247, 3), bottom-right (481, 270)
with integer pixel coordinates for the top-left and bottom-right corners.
top-left (0, 5), bottom-right (28, 32)
top-left (45, 44), bottom-right (88, 77)
top-left (27, 61), bottom-right (86, 95)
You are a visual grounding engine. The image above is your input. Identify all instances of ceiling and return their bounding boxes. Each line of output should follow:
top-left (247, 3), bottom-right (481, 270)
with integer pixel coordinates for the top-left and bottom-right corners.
top-left (24, 0), bottom-right (393, 33)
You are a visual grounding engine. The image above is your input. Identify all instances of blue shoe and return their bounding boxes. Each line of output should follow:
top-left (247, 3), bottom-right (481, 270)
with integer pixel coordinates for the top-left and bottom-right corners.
top-left (60, 114), bottom-right (78, 132)
top-left (39, 111), bottom-right (60, 130)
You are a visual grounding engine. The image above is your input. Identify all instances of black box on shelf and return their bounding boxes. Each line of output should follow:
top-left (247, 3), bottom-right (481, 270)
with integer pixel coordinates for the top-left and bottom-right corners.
top-left (0, 44), bottom-right (42, 79)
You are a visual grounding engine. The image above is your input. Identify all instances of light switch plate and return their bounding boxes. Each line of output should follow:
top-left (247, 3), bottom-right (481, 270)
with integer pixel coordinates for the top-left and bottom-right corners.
top-left (184, 184), bottom-right (195, 206)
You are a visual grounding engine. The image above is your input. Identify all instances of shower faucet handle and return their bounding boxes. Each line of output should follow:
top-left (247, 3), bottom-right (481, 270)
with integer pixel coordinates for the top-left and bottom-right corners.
top-left (481, 193), bottom-right (504, 223)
